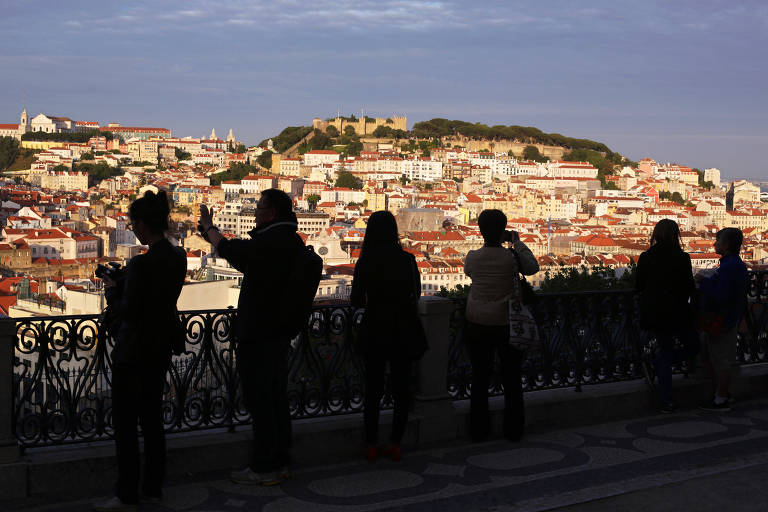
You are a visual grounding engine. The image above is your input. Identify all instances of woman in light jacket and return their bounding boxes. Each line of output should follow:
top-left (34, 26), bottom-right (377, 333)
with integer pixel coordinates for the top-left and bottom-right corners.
top-left (464, 209), bottom-right (539, 442)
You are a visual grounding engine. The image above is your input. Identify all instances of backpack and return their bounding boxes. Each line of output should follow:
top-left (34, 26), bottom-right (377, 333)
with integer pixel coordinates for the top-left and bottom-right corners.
top-left (278, 244), bottom-right (323, 338)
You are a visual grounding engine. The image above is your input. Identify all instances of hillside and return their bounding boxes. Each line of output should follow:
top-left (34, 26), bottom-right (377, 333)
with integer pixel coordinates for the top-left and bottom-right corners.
top-left (411, 119), bottom-right (612, 155)
top-left (258, 118), bottom-right (632, 183)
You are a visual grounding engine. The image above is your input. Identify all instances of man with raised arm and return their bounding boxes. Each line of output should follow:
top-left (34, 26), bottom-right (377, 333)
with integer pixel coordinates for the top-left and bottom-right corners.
top-left (198, 188), bottom-right (303, 486)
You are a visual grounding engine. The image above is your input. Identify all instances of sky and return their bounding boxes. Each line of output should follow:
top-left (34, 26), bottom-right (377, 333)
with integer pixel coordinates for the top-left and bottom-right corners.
top-left (1, 0), bottom-right (767, 180)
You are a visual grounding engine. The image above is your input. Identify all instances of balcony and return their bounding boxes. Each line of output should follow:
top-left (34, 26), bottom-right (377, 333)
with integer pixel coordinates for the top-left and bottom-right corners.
top-left (0, 271), bottom-right (766, 500)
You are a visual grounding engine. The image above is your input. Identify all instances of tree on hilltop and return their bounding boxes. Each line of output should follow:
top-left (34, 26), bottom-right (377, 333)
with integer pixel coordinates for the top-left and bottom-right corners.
top-left (523, 145), bottom-right (549, 163)
top-left (0, 136), bottom-right (20, 170)
top-left (335, 170), bottom-right (362, 189)
top-left (256, 150), bottom-right (273, 169)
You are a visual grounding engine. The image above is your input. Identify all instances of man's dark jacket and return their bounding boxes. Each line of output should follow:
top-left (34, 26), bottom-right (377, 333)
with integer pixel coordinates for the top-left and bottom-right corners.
top-left (635, 242), bottom-right (696, 333)
top-left (112, 238), bottom-right (187, 365)
top-left (216, 212), bottom-right (304, 343)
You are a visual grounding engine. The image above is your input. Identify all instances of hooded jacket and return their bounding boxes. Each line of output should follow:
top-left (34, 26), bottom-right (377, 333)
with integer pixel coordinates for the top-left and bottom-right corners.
top-left (216, 212), bottom-right (304, 343)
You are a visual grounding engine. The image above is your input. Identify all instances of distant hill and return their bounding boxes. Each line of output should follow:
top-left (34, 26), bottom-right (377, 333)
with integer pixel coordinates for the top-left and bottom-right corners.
top-left (257, 119), bottom-right (632, 185)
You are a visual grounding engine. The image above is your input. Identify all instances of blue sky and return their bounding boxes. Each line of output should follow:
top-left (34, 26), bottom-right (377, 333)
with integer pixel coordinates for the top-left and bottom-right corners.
top-left (1, 0), bottom-right (766, 180)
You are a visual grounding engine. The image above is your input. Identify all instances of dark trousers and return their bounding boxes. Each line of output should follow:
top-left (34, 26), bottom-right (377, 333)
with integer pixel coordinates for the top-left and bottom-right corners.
top-left (236, 340), bottom-right (291, 472)
top-left (653, 326), bottom-right (700, 404)
top-left (465, 322), bottom-right (524, 442)
top-left (112, 361), bottom-right (169, 504)
top-left (364, 354), bottom-right (412, 445)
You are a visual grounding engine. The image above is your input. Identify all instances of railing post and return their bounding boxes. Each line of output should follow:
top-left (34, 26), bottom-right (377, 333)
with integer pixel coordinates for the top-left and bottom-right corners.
top-left (0, 318), bottom-right (19, 463)
top-left (414, 296), bottom-right (457, 443)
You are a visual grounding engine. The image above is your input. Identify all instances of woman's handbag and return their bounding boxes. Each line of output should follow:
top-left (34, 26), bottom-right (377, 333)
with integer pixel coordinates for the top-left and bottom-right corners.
top-left (508, 298), bottom-right (540, 349)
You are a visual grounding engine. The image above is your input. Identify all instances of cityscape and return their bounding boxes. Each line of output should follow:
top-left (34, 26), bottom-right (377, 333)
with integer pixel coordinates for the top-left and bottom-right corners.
top-left (2, 1), bottom-right (767, 511)
top-left (0, 108), bottom-right (764, 316)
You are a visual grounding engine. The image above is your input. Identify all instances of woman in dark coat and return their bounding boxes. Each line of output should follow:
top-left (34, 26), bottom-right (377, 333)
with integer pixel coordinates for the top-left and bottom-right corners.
top-left (95, 191), bottom-right (187, 511)
top-left (636, 218), bottom-right (697, 413)
top-left (351, 210), bottom-right (423, 463)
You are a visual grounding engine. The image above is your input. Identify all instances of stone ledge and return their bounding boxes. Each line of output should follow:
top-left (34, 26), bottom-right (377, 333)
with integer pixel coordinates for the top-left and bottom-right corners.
top-left (3, 363), bottom-right (767, 503)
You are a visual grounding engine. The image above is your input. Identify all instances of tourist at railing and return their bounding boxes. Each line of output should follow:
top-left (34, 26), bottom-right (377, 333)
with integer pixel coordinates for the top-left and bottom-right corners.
top-left (198, 189), bottom-right (303, 486)
top-left (635, 219), bottom-right (698, 414)
top-left (351, 210), bottom-right (426, 462)
top-left (94, 191), bottom-right (187, 512)
top-left (696, 228), bottom-right (748, 412)
top-left (463, 209), bottom-right (539, 443)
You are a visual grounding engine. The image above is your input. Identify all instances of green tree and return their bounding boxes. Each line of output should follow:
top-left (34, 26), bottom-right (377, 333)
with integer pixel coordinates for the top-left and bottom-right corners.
top-left (52, 164), bottom-right (69, 172)
top-left (522, 145), bottom-right (549, 163)
top-left (175, 148), bottom-right (192, 161)
top-left (306, 194), bottom-right (320, 210)
top-left (210, 162), bottom-right (259, 186)
top-left (80, 151), bottom-right (94, 160)
top-left (325, 125), bottom-right (340, 137)
top-left (539, 263), bottom-right (636, 292)
top-left (75, 161), bottom-right (123, 186)
top-left (344, 125), bottom-right (356, 137)
top-left (346, 140), bottom-right (363, 156)
top-left (335, 170), bottom-right (363, 189)
top-left (258, 126), bottom-right (313, 153)
top-left (235, 143), bottom-right (247, 154)
top-left (256, 150), bottom-right (273, 169)
top-left (372, 125), bottom-right (393, 138)
top-left (0, 136), bottom-right (20, 170)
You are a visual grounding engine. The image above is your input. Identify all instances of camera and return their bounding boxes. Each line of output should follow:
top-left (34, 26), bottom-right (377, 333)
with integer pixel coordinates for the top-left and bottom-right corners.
top-left (95, 262), bottom-right (126, 283)
top-left (97, 263), bottom-right (127, 337)
top-left (503, 230), bottom-right (519, 243)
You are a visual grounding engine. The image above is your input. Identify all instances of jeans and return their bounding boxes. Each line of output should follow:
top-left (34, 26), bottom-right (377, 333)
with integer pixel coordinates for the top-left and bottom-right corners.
top-left (236, 340), bottom-right (292, 472)
top-left (112, 360), bottom-right (169, 504)
top-left (465, 322), bottom-right (524, 441)
top-left (653, 327), bottom-right (699, 404)
top-left (364, 355), bottom-right (412, 445)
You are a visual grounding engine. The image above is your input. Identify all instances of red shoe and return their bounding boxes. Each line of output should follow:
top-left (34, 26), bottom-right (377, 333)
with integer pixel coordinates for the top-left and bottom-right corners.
top-left (366, 444), bottom-right (378, 462)
top-left (383, 444), bottom-right (402, 462)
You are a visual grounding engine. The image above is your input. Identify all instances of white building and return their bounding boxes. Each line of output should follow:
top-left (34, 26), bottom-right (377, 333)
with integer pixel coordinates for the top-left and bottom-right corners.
top-left (704, 168), bottom-right (721, 188)
top-left (304, 150), bottom-right (341, 167)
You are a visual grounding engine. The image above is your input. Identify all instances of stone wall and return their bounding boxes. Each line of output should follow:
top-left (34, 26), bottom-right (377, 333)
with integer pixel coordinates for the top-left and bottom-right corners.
top-left (313, 116), bottom-right (407, 136)
top-left (441, 136), bottom-right (568, 160)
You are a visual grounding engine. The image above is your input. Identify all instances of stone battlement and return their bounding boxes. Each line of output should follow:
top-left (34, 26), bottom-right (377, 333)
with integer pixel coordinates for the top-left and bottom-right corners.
top-left (313, 115), bottom-right (407, 136)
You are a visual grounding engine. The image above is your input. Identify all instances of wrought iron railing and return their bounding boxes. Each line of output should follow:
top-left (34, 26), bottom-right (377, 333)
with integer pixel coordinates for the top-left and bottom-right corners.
top-left (447, 270), bottom-right (768, 400)
top-left (11, 271), bottom-right (767, 448)
top-left (12, 305), bottom-right (367, 448)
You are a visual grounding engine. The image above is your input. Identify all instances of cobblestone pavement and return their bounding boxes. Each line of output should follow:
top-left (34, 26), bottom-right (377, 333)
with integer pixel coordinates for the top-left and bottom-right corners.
top-left (15, 399), bottom-right (768, 511)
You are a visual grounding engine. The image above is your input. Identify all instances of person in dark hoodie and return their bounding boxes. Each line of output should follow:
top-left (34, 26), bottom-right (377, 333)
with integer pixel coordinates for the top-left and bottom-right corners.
top-left (94, 191), bottom-right (186, 512)
top-left (198, 188), bottom-right (303, 486)
top-left (635, 219), bottom-right (697, 413)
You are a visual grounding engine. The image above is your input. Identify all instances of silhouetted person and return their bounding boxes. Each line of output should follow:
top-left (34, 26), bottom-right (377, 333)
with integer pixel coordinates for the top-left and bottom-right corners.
top-left (635, 219), bottom-right (697, 413)
top-left (464, 209), bottom-right (539, 442)
top-left (95, 191), bottom-right (186, 512)
top-left (696, 227), bottom-right (747, 412)
top-left (351, 211), bottom-right (424, 462)
top-left (198, 188), bottom-right (303, 485)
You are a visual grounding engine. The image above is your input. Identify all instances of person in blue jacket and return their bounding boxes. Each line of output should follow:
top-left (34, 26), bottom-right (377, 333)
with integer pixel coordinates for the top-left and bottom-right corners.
top-left (696, 228), bottom-right (748, 412)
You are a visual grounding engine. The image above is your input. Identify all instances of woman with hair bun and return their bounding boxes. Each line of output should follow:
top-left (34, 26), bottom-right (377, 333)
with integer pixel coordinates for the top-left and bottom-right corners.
top-left (95, 190), bottom-right (187, 511)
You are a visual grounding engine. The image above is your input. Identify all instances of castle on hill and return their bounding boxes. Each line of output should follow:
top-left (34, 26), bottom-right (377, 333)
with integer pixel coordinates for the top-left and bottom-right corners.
top-left (312, 115), bottom-right (406, 136)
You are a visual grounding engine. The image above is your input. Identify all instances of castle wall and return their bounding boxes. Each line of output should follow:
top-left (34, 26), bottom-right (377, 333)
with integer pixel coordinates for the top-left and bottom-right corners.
top-left (441, 137), bottom-right (568, 160)
top-left (313, 116), bottom-right (407, 136)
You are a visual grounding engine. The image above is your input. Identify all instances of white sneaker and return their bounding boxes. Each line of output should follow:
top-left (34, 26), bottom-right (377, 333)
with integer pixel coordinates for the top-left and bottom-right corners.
top-left (230, 467), bottom-right (281, 486)
top-left (92, 496), bottom-right (137, 511)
